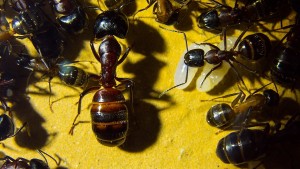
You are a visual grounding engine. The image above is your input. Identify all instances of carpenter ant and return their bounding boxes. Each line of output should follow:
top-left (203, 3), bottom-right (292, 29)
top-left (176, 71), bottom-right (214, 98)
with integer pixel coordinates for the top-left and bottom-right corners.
top-left (270, 14), bottom-right (300, 86)
top-left (2, 0), bottom-right (64, 68)
top-left (68, 35), bottom-right (134, 147)
top-left (0, 73), bottom-right (27, 142)
top-left (159, 26), bottom-right (271, 96)
top-left (49, 0), bottom-right (88, 34)
top-left (206, 83), bottom-right (279, 129)
top-left (133, 0), bottom-right (190, 25)
top-left (197, 0), bottom-right (287, 32)
top-left (216, 113), bottom-right (300, 165)
top-left (0, 150), bottom-right (59, 169)
top-left (69, 4), bottom-right (134, 146)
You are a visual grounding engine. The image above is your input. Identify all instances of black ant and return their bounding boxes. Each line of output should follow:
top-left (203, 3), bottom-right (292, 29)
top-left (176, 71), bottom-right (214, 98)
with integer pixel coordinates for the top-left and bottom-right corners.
top-left (69, 3), bottom-right (134, 147)
top-left (133, 0), bottom-right (191, 25)
top-left (0, 73), bottom-right (27, 142)
top-left (270, 14), bottom-right (300, 86)
top-left (197, 0), bottom-right (288, 32)
top-left (49, 0), bottom-right (88, 34)
top-left (2, 0), bottom-right (64, 68)
top-left (216, 113), bottom-right (300, 165)
top-left (206, 83), bottom-right (279, 129)
top-left (159, 26), bottom-right (271, 96)
top-left (0, 149), bottom-right (60, 169)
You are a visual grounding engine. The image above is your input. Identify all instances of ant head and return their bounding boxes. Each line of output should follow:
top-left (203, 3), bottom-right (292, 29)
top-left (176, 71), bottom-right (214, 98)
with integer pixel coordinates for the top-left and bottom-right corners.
top-left (197, 10), bottom-right (219, 30)
top-left (183, 49), bottom-right (205, 67)
top-left (94, 10), bottom-right (128, 39)
top-left (30, 159), bottom-right (49, 169)
top-left (263, 89), bottom-right (279, 106)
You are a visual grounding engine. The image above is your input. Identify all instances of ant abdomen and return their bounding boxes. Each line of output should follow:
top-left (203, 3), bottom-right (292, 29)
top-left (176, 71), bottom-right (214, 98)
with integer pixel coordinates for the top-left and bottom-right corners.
top-left (58, 66), bottom-right (88, 87)
top-left (91, 88), bottom-right (128, 147)
top-left (238, 33), bottom-right (271, 60)
top-left (206, 103), bottom-right (235, 128)
top-left (0, 114), bottom-right (15, 141)
top-left (216, 129), bottom-right (268, 165)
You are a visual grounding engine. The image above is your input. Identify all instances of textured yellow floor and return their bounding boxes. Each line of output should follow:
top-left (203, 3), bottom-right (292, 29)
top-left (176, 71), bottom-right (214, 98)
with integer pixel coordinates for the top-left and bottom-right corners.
top-left (1, 0), bottom-right (300, 169)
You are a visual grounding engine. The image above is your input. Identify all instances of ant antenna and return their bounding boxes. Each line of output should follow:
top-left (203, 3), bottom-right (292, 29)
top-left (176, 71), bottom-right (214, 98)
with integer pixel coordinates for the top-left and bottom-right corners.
top-left (158, 26), bottom-right (190, 98)
top-left (37, 149), bottom-right (59, 166)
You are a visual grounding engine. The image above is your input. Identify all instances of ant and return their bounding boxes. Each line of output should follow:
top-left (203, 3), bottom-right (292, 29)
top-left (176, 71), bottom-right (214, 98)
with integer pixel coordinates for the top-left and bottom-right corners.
top-left (133, 0), bottom-right (190, 25)
top-left (159, 26), bottom-right (271, 96)
top-left (206, 83), bottom-right (279, 129)
top-left (49, 0), bottom-right (88, 34)
top-left (0, 149), bottom-right (60, 169)
top-left (1, 0), bottom-right (64, 68)
top-left (69, 3), bottom-right (134, 147)
top-left (0, 73), bottom-right (27, 142)
top-left (197, 0), bottom-right (288, 32)
top-left (216, 113), bottom-right (300, 165)
top-left (270, 14), bottom-right (300, 86)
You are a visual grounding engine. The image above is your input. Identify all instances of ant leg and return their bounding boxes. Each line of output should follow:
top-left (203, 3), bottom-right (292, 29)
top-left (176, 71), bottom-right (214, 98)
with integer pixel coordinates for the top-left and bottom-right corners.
top-left (159, 64), bottom-right (189, 98)
top-left (226, 60), bottom-right (249, 93)
top-left (159, 26), bottom-right (189, 52)
top-left (117, 46), bottom-right (132, 65)
top-left (90, 39), bottom-right (101, 63)
top-left (133, 0), bottom-right (155, 20)
top-left (69, 86), bottom-right (99, 135)
top-left (231, 26), bottom-right (250, 50)
top-left (230, 57), bottom-right (260, 75)
top-left (195, 42), bottom-right (220, 50)
top-left (199, 62), bottom-right (222, 88)
top-left (11, 122), bottom-right (28, 138)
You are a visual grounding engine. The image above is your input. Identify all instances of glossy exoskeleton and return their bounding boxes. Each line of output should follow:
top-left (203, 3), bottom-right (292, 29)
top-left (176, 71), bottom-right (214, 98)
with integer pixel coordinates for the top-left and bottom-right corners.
top-left (69, 35), bottom-right (133, 147)
top-left (16, 54), bottom-right (90, 87)
top-left (206, 89), bottom-right (279, 128)
top-left (216, 114), bottom-right (300, 165)
top-left (94, 10), bottom-right (129, 39)
top-left (8, 0), bottom-right (64, 67)
top-left (160, 27), bottom-right (271, 96)
top-left (270, 15), bottom-right (300, 85)
top-left (49, 0), bottom-right (88, 34)
top-left (0, 156), bottom-right (49, 169)
top-left (197, 0), bottom-right (286, 32)
top-left (0, 73), bottom-right (26, 141)
top-left (134, 0), bottom-right (186, 25)
top-left (216, 125), bottom-right (269, 165)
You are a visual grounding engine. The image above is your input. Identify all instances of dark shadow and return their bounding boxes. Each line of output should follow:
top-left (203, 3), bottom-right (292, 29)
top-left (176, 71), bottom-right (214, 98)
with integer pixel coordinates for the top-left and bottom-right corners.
top-left (119, 20), bottom-right (174, 152)
top-left (0, 40), bottom-right (52, 149)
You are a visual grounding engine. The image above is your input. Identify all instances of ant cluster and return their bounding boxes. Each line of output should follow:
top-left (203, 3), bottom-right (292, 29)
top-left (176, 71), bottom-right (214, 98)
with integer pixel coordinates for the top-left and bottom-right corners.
top-left (0, 0), bottom-right (299, 168)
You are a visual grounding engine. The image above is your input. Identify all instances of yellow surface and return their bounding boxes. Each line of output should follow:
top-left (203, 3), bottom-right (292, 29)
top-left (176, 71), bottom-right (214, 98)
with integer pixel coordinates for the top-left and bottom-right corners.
top-left (1, 0), bottom-right (300, 169)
